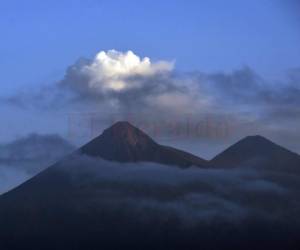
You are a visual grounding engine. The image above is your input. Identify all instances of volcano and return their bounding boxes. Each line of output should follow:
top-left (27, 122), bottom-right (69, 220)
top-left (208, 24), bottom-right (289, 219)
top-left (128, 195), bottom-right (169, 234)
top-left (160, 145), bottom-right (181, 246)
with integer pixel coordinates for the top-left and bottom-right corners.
top-left (1, 124), bottom-right (300, 250)
top-left (211, 135), bottom-right (300, 173)
top-left (80, 121), bottom-right (208, 168)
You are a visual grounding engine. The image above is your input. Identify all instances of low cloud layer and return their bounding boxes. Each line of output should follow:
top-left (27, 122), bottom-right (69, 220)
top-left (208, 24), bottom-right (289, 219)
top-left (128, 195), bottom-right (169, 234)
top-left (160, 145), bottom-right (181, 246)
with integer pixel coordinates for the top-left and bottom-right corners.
top-left (37, 154), bottom-right (300, 248)
top-left (1, 154), bottom-right (300, 249)
top-left (0, 134), bottom-right (75, 194)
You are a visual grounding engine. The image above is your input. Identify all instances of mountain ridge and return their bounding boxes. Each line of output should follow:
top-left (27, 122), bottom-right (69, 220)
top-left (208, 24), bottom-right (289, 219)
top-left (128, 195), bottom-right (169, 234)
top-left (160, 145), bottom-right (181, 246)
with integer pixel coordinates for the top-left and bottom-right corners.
top-left (80, 121), bottom-right (208, 168)
top-left (0, 122), bottom-right (300, 250)
top-left (211, 134), bottom-right (300, 173)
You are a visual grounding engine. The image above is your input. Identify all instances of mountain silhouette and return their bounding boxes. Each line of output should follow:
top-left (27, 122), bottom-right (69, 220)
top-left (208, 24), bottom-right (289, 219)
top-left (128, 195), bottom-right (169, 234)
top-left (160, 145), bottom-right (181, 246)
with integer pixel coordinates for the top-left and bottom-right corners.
top-left (0, 124), bottom-right (300, 250)
top-left (80, 121), bottom-right (208, 168)
top-left (211, 135), bottom-right (300, 173)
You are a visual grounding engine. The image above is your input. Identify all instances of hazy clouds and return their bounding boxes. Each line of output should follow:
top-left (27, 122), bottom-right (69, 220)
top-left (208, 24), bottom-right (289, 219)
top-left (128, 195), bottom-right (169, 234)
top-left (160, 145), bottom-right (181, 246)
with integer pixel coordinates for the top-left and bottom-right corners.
top-left (2, 50), bottom-right (300, 154)
top-left (59, 52), bottom-right (300, 153)
top-left (0, 133), bottom-right (75, 194)
top-left (54, 154), bottom-right (300, 229)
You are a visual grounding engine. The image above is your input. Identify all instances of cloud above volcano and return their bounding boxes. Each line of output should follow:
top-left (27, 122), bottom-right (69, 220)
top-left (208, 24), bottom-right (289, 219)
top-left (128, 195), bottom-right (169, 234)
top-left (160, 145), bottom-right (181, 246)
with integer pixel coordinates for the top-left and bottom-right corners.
top-left (2, 50), bottom-right (300, 155)
top-left (58, 49), bottom-right (210, 118)
top-left (61, 49), bottom-right (174, 94)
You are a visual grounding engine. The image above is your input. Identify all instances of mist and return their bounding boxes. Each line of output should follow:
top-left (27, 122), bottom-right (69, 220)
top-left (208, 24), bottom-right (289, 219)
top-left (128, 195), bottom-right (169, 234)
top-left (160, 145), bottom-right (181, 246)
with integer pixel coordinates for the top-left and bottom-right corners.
top-left (1, 149), bottom-right (300, 249)
top-left (55, 154), bottom-right (300, 226)
top-left (0, 133), bottom-right (75, 194)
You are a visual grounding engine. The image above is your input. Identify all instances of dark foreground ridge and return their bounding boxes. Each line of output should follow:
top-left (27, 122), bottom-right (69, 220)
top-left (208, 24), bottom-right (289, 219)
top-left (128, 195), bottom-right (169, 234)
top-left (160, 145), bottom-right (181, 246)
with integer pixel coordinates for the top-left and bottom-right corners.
top-left (0, 122), bottom-right (300, 250)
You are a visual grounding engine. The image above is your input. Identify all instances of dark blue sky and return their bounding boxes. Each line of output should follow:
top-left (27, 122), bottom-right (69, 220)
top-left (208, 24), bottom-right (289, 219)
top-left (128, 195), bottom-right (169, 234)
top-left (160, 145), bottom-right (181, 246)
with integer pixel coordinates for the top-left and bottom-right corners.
top-left (1, 0), bottom-right (300, 95)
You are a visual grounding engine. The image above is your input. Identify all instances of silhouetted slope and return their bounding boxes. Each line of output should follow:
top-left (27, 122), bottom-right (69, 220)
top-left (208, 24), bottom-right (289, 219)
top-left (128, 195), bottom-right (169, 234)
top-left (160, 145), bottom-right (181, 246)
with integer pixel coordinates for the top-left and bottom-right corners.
top-left (1, 126), bottom-right (300, 250)
top-left (1, 155), bottom-right (300, 250)
top-left (80, 121), bottom-right (208, 167)
top-left (211, 135), bottom-right (300, 173)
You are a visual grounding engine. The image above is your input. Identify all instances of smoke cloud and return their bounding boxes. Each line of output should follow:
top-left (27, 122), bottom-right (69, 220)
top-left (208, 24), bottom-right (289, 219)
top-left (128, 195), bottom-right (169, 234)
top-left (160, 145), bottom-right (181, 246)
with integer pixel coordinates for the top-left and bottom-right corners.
top-left (78, 49), bottom-right (173, 92)
top-left (60, 49), bottom-right (175, 98)
top-left (2, 50), bottom-right (300, 155)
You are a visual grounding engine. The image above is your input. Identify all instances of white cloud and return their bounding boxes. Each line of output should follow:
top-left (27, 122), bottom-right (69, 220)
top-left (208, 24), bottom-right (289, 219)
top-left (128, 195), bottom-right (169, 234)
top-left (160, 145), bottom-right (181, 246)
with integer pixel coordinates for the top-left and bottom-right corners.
top-left (61, 49), bottom-right (208, 115)
top-left (6, 49), bottom-right (300, 155)
top-left (79, 50), bottom-right (174, 92)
